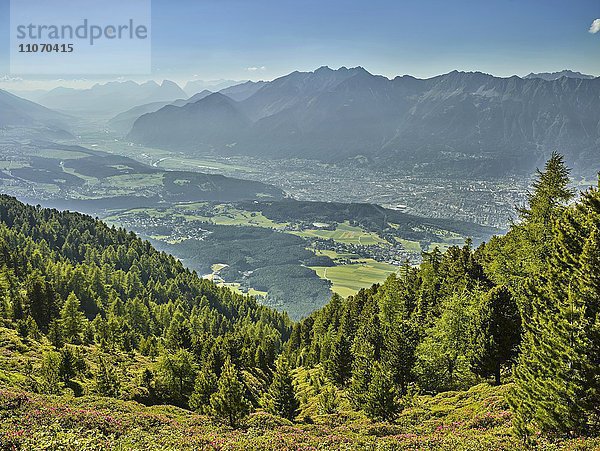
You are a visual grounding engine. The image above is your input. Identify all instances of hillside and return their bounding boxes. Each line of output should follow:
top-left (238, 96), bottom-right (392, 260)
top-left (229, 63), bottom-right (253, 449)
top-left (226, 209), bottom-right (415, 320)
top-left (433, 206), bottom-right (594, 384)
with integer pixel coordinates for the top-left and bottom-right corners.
top-left (0, 90), bottom-right (71, 139)
top-left (107, 90), bottom-right (213, 134)
top-left (0, 141), bottom-right (284, 210)
top-left (4, 369), bottom-right (583, 450)
top-left (0, 156), bottom-right (600, 449)
top-left (129, 67), bottom-right (600, 176)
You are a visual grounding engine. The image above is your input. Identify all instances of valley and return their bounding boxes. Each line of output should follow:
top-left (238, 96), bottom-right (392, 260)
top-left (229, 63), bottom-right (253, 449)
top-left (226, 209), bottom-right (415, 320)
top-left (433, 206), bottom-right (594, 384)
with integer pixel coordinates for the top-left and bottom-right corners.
top-left (73, 133), bottom-right (529, 229)
top-left (1, 1), bottom-right (599, 447)
top-left (101, 199), bottom-right (486, 319)
top-left (0, 108), bottom-right (502, 319)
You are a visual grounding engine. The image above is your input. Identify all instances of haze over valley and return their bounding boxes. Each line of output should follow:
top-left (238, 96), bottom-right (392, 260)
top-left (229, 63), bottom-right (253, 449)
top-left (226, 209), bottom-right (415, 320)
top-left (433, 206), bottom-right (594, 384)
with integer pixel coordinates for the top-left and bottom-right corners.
top-left (0, 65), bottom-right (597, 316)
top-left (2, 1), bottom-right (600, 447)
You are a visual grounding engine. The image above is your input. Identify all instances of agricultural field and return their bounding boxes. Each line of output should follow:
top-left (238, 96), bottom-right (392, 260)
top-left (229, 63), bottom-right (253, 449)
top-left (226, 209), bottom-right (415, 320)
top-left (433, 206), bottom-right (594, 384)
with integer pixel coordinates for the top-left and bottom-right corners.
top-left (394, 237), bottom-right (422, 253)
top-left (311, 259), bottom-right (401, 297)
top-left (103, 201), bottom-right (482, 317)
top-left (76, 135), bottom-right (257, 175)
top-left (292, 221), bottom-right (385, 245)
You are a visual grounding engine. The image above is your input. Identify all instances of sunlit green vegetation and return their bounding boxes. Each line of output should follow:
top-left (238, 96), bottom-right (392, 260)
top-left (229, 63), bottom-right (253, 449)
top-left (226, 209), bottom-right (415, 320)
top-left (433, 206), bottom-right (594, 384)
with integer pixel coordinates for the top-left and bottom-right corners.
top-left (1, 154), bottom-right (597, 449)
top-left (311, 260), bottom-right (400, 297)
top-left (292, 221), bottom-right (385, 245)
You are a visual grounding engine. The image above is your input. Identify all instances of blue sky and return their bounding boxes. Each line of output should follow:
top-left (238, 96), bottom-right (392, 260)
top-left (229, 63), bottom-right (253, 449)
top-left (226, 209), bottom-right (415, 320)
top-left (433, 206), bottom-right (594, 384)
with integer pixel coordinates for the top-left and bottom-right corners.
top-left (0, 0), bottom-right (599, 86)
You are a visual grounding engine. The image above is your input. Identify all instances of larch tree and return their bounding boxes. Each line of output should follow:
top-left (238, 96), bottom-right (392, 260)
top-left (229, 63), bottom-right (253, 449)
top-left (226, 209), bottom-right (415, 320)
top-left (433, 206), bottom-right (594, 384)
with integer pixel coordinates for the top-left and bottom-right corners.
top-left (210, 358), bottom-right (251, 427)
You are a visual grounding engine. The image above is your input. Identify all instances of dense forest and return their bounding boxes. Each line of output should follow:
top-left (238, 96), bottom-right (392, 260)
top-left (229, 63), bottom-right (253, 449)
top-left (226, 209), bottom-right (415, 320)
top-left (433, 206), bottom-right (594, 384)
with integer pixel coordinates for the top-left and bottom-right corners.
top-left (1, 153), bottom-right (599, 449)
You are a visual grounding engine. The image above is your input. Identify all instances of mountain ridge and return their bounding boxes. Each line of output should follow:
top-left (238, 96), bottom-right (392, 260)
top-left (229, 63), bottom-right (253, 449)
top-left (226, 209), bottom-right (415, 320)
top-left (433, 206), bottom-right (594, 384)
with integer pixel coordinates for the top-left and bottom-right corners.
top-left (128, 67), bottom-right (600, 176)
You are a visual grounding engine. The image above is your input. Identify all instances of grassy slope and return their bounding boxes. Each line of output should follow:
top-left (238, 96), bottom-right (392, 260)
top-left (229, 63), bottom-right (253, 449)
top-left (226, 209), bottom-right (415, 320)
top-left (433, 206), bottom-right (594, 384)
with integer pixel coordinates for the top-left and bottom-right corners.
top-left (311, 260), bottom-right (401, 298)
top-left (291, 221), bottom-right (385, 245)
top-left (1, 327), bottom-right (598, 450)
top-left (3, 383), bottom-right (597, 450)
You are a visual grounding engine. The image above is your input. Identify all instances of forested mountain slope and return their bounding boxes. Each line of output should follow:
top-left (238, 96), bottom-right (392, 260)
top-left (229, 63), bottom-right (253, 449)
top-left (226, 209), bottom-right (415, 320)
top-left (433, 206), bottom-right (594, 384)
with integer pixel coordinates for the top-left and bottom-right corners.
top-left (1, 155), bottom-right (600, 449)
top-left (0, 194), bottom-right (290, 402)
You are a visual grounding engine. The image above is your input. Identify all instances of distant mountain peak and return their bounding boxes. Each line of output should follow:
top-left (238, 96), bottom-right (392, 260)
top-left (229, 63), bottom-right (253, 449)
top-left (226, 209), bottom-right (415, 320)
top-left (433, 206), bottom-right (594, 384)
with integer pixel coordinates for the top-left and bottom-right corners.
top-left (129, 67), bottom-right (600, 178)
top-left (187, 90), bottom-right (213, 103)
top-left (524, 70), bottom-right (596, 81)
top-left (315, 65), bottom-right (333, 73)
top-left (160, 80), bottom-right (181, 88)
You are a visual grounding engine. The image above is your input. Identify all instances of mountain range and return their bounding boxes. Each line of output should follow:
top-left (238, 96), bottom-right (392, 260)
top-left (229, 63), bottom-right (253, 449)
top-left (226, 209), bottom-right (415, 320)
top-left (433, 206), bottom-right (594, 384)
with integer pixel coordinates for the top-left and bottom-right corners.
top-left (183, 79), bottom-right (244, 97)
top-left (107, 90), bottom-right (214, 134)
top-left (524, 70), bottom-right (596, 81)
top-left (35, 80), bottom-right (187, 117)
top-left (128, 67), bottom-right (600, 176)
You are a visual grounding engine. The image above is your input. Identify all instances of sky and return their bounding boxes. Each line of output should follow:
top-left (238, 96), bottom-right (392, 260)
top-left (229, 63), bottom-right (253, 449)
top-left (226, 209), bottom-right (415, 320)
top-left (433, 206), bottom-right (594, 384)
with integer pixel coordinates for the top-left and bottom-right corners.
top-left (0, 0), bottom-right (599, 89)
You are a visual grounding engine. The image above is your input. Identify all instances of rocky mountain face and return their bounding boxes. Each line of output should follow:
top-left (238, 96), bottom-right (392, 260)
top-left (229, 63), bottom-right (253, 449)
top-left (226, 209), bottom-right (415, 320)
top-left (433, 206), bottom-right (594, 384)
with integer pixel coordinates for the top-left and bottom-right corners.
top-left (128, 67), bottom-right (600, 176)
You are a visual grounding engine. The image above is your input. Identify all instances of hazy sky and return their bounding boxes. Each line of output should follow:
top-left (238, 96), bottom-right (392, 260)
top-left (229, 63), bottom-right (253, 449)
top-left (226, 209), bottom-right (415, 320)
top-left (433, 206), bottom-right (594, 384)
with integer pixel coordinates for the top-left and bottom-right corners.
top-left (0, 0), bottom-right (599, 89)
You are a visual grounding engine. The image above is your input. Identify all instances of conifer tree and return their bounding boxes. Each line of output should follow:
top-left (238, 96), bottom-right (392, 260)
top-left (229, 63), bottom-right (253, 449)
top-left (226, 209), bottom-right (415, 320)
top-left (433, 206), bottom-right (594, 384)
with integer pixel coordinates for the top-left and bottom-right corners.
top-left (17, 315), bottom-right (39, 340)
top-left (510, 184), bottom-right (600, 438)
top-left (383, 320), bottom-right (419, 395)
top-left (317, 384), bottom-right (339, 414)
top-left (210, 358), bottom-right (251, 427)
top-left (60, 292), bottom-right (86, 344)
top-left (39, 351), bottom-right (62, 394)
top-left (349, 341), bottom-right (375, 409)
top-left (518, 152), bottom-right (573, 226)
top-left (96, 357), bottom-right (121, 397)
top-left (165, 309), bottom-right (192, 349)
top-left (469, 286), bottom-right (520, 385)
top-left (58, 345), bottom-right (86, 383)
top-left (189, 369), bottom-right (217, 414)
top-left (265, 357), bottom-right (299, 421)
top-left (364, 363), bottom-right (400, 422)
top-left (156, 348), bottom-right (197, 407)
top-left (327, 331), bottom-right (353, 387)
top-left (47, 318), bottom-right (64, 348)
top-left (25, 271), bottom-right (56, 333)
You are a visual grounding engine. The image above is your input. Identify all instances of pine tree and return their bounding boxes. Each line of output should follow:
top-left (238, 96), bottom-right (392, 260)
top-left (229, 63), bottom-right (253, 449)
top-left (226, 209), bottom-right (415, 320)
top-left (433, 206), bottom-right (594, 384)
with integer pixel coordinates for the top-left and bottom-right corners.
top-left (156, 348), bottom-right (197, 407)
top-left (383, 320), bottom-right (419, 395)
top-left (165, 309), bottom-right (192, 350)
top-left (60, 292), bottom-right (86, 344)
top-left (518, 152), bottom-right (573, 226)
top-left (510, 184), bottom-right (600, 438)
top-left (16, 315), bottom-right (40, 340)
top-left (317, 384), bottom-right (339, 414)
top-left (39, 351), bottom-right (62, 394)
top-left (327, 314), bottom-right (354, 387)
top-left (210, 358), bottom-right (251, 427)
top-left (416, 290), bottom-right (474, 391)
top-left (349, 300), bottom-right (381, 407)
top-left (364, 363), bottom-right (400, 422)
top-left (469, 286), bottom-right (521, 385)
top-left (58, 345), bottom-right (86, 383)
top-left (349, 342), bottom-right (375, 409)
top-left (189, 370), bottom-right (217, 414)
top-left (96, 357), bottom-right (120, 397)
top-left (25, 271), bottom-right (56, 333)
top-left (47, 318), bottom-right (64, 348)
top-left (265, 357), bottom-right (299, 421)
